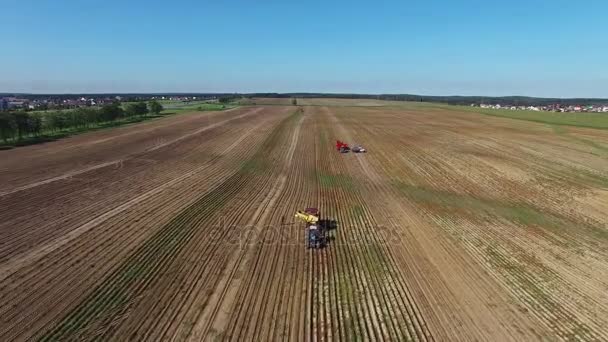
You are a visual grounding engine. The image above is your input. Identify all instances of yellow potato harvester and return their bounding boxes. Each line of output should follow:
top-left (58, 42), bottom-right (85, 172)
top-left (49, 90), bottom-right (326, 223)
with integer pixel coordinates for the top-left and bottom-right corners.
top-left (295, 208), bottom-right (325, 249)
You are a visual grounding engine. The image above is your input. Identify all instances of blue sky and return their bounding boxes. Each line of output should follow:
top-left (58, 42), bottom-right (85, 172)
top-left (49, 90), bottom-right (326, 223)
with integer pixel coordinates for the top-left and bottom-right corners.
top-left (2, 0), bottom-right (607, 97)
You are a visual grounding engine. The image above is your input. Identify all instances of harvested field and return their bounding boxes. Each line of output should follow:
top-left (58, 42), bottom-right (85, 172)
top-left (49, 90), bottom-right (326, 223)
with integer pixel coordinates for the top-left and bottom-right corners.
top-left (239, 97), bottom-right (409, 107)
top-left (1, 101), bottom-right (607, 341)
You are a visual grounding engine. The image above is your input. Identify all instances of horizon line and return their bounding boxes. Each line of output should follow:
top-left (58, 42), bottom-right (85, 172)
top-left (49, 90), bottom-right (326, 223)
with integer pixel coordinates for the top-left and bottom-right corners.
top-left (2, 92), bottom-right (607, 101)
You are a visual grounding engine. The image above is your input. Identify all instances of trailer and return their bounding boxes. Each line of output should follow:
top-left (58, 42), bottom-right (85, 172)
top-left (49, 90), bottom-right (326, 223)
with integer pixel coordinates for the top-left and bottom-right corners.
top-left (352, 145), bottom-right (366, 153)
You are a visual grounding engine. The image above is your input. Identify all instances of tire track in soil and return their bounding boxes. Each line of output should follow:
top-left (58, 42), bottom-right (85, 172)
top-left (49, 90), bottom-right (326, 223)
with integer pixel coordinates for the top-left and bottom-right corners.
top-left (6, 101), bottom-right (607, 341)
top-left (0, 106), bottom-right (246, 169)
top-left (312, 107), bottom-right (432, 341)
top-left (0, 108), bottom-right (269, 264)
top-left (246, 112), bottom-right (312, 342)
top-left (0, 112), bottom-right (264, 263)
top-left (34, 109), bottom-right (299, 341)
top-left (93, 110), bottom-right (288, 341)
top-left (0, 110), bottom-right (284, 341)
top-left (368, 108), bottom-right (608, 340)
top-left (0, 107), bottom-right (253, 178)
top-left (35, 107), bottom-right (294, 339)
top-left (315, 116), bottom-right (400, 339)
top-left (334, 108), bottom-right (484, 340)
top-left (0, 118), bottom-right (269, 285)
top-left (0, 113), bottom-right (261, 266)
top-left (213, 106), bottom-right (315, 342)
top-left (0, 108), bottom-right (263, 197)
top-left (327, 106), bottom-right (554, 340)
top-left (4, 109), bottom-right (280, 340)
top-left (358, 105), bottom-right (608, 340)
top-left (188, 113), bottom-right (304, 341)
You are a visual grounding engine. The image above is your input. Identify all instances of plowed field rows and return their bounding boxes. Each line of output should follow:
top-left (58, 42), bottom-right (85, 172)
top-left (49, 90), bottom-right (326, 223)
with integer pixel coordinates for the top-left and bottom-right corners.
top-left (1, 101), bottom-right (607, 341)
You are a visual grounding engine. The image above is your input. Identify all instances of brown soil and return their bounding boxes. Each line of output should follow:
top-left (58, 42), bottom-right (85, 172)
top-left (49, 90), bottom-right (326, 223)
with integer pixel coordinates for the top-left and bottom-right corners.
top-left (1, 101), bottom-right (607, 341)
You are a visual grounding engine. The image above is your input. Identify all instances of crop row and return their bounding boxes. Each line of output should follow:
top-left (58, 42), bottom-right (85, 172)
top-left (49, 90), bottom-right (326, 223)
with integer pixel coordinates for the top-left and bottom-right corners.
top-left (334, 105), bottom-right (608, 340)
top-left (0, 108), bottom-right (288, 340)
top-left (36, 109), bottom-right (299, 341)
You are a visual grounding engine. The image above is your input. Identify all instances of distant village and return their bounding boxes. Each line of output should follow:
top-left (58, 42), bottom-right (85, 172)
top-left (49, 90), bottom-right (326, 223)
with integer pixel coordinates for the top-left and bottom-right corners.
top-left (0, 95), bottom-right (212, 111)
top-left (2, 94), bottom-right (608, 114)
top-left (472, 103), bottom-right (608, 113)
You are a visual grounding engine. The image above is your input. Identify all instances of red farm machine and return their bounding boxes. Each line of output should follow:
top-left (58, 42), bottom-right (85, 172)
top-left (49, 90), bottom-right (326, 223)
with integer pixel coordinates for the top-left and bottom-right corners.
top-left (336, 140), bottom-right (350, 153)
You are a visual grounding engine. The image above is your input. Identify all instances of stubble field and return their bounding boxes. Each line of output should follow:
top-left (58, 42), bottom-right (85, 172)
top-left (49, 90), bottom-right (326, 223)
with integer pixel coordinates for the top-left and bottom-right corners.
top-left (1, 100), bottom-right (607, 341)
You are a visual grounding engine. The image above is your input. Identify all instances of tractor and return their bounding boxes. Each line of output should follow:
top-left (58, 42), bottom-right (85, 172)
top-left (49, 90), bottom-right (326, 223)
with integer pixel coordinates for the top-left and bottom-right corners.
top-left (307, 225), bottom-right (324, 249)
top-left (336, 140), bottom-right (350, 153)
top-left (295, 208), bottom-right (326, 249)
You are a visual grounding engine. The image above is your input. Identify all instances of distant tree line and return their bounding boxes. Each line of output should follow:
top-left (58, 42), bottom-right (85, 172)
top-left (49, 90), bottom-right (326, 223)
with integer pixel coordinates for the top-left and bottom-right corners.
top-left (7, 92), bottom-right (608, 108)
top-left (242, 93), bottom-right (608, 107)
top-left (0, 101), bottom-right (163, 144)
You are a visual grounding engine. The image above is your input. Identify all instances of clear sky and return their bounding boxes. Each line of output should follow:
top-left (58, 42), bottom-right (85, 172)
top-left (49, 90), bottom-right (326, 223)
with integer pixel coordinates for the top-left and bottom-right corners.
top-left (2, 0), bottom-right (607, 97)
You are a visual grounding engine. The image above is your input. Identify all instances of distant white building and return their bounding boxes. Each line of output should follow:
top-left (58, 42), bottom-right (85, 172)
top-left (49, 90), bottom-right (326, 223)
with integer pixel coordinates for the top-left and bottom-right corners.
top-left (8, 101), bottom-right (26, 109)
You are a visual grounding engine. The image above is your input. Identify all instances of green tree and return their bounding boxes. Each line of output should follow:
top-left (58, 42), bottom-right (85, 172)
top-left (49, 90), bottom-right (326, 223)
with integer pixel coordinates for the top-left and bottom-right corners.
top-left (27, 114), bottom-right (42, 136)
top-left (49, 111), bottom-right (68, 132)
top-left (41, 111), bottom-right (57, 132)
top-left (148, 101), bottom-right (163, 115)
top-left (125, 104), bottom-right (138, 117)
top-left (71, 109), bottom-right (88, 128)
top-left (137, 102), bottom-right (149, 116)
top-left (218, 97), bottom-right (231, 104)
top-left (14, 112), bottom-right (30, 140)
top-left (291, 98), bottom-right (297, 106)
top-left (83, 108), bottom-right (100, 126)
top-left (101, 102), bottom-right (124, 121)
top-left (0, 112), bottom-right (17, 143)
top-left (126, 102), bottom-right (148, 117)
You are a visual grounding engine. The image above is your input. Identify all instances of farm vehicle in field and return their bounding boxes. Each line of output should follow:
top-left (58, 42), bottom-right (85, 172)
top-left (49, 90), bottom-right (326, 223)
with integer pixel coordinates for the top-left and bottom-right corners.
top-left (336, 140), bottom-right (350, 153)
top-left (295, 208), bottom-right (326, 249)
top-left (352, 145), bottom-right (366, 153)
top-left (336, 140), bottom-right (366, 153)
